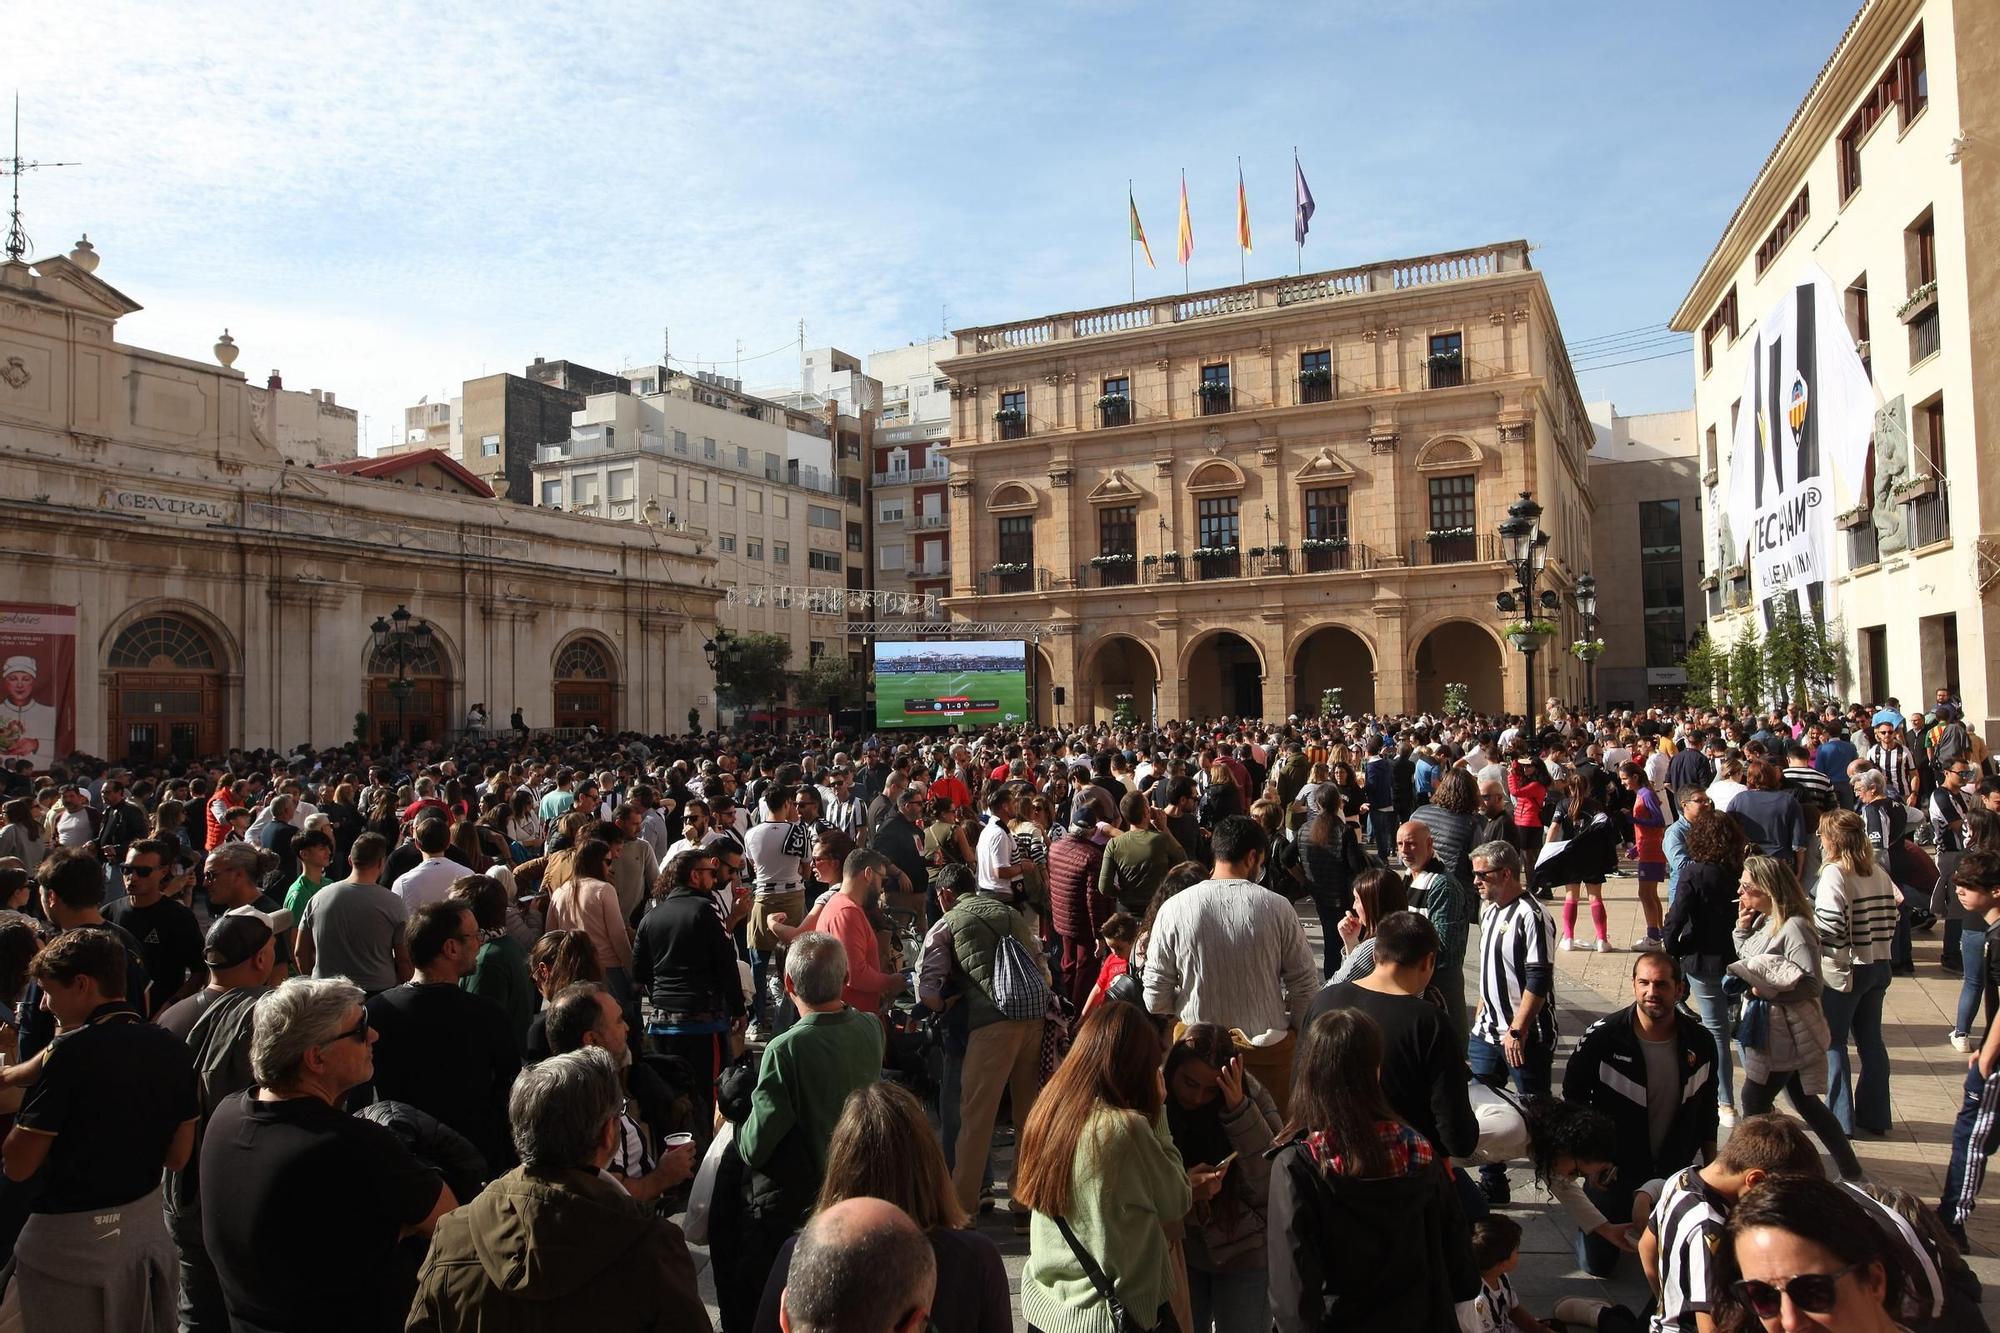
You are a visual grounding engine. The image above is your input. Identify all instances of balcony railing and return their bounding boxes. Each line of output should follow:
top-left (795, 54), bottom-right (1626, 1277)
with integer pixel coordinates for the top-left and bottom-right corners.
top-left (996, 416), bottom-right (1028, 441)
top-left (1407, 532), bottom-right (1501, 566)
top-left (1190, 549), bottom-right (1243, 580)
top-left (1300, 543), bottom-right (1369, 573)
top-left (1143, 559), bottom-right (1186, 584)
top-left (1426, 357), bottom-right (1465, 389)
top-left (1847, 519), bottom-right (1880, 568)
top-left (911, 560), bottom-right (950, 578)
top-left (1098, 398), bottom-right (1133, 428)
top-left (1196, 387), bottom-right (1233, 416)
top-left (1297, 375), bottom-right (1334, 405)
top-left (1077, 560), bottom-right (1139, 589)
top-left (956, 241), bottom-right (1526, 354)
top-left (871, 461), bottom-right (951, 487)
top-left (977, 566), bottom-right (1051, 596)
top-left (1908, 480), bottom-right (1951, 547)
top-left (912, 512), bottom-right (951, 530)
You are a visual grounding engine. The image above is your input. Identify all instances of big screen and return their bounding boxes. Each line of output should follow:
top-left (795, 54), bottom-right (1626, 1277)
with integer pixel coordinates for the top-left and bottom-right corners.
top-left (873, 639), bottom-right (1029, 729)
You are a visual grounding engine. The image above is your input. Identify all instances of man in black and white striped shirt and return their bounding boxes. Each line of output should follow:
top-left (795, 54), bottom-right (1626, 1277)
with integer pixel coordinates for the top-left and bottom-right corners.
top-left (1467, 839), bottom-right (1556, 1202)
top-left (1641, 1115), bottom-right (1822, 1333)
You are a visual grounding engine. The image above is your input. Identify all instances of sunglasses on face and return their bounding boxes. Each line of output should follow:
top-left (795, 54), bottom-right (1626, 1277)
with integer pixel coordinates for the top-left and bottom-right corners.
top-left (1471, 870), bottom-right (1498, 881)
top-left (123, 863), bottom-right (164, 877)
top-left (1731, 1262), bottom-right (1862, 1319)
top-left (326, 1015), bottom-right (371, 1046)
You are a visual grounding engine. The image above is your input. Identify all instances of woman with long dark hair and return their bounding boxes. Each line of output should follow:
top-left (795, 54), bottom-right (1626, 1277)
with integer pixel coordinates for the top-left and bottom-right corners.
top-left (1015, 1003), bottom-right (1196, 1333)
top-left (1412, 767), bottom-right (1480, 886)
top-left (1269, 1008), bottom-right (1478, 1332)
top-left (1163, 1025), bottom-right (1283, 1332)
top-left (1664, 807), bottom-right (1750, 1124)
top-left (1301, 787), bottom-right (1357, 979)
top-left (1327, 868), bottom-right (1410, 984)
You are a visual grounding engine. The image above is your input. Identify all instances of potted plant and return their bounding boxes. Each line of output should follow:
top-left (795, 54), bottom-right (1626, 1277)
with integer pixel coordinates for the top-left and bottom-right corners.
top-left (1248, 546), bottom-right (1267, 559)
top-left (1319, 687), bottom-right (1343, 719)
top-left (1570, 637), bottom-right (1606, 662)
top-left (989, 562), bottom-right (1029, 576)
top-left (1301, 537), bottom-right (1350, 552)
top-left (1267, 544), bottom-right (1292, 557)
top-left (1096, 391), bottom-right (1131, 413)
top-left (1298, 366), bottom-right (1333, 390)
top-left (1197, 381), bottom-right (1232, 405)
top-left (1425, 347), bottom-right (1463, 368)
top-left (992, 406), bottom-right (1025, 426)
top-left (1505, 619), bottom-right (1558, 652)
top-left (1113, 693), bottom-right (1137, 726)
top-left (1897, 280), bottom-right (1938, 323)
top-left (1141, 554), bottom-right (1159, 567)
top-left (1443, 681), bottom-right (1470, 716)
top-left (1424, 527), bottom-right (1474, 542)
top-left (1191, 545), bottom-right (1238, 562)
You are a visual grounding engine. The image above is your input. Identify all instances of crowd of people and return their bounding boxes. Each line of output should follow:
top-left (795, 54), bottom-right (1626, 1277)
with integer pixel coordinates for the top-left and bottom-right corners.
top-left (0, 686), bottom-right (1990, 1332)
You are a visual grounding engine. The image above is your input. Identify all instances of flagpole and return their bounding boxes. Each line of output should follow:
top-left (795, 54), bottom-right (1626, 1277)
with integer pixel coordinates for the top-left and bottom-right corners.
top-left (1294, 146), bottom-right (1303, 275)
top-left (1181, 168), bottom-right (1189, 295)
top-left (1128, 178), bottom-right (1135, 302)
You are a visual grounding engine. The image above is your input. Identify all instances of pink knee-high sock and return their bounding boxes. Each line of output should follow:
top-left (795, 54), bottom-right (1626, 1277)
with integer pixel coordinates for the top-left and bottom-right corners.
top-left (1562, 898), bottom-right (1579, 939)
top-left (1590, 900), bottom-right (1609, 942)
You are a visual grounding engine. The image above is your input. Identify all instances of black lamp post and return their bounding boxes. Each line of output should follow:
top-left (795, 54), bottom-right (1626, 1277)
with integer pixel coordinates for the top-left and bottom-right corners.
top-left (702, 628), bottom-right (742, 732)
top-left (369, 604), bottom-right (434, 747)
top-left (1574, 572), bottom-right (1601, 712)
top-left (1494, 492), bottom-right (1557, 729)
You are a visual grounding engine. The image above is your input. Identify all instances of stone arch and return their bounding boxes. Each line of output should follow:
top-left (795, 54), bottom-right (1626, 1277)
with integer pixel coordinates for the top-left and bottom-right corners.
top-left (1185, 458), bottom-right (1247, 494)
top-left (1288, 624), bottom-right (1377, 716)
top-left (552, 631), bottom-right (620, 732)
top-left (1409, 617), bottom-right (1507, 714)
top-left (359, 614), bottom-right (460, 746)
top-left (1079, 634), bottom-right (1160, 723)
top-left (987, 481), bottom-right (1038, 514)
top-left (102, 603), bottom-right (234, 763)
top-left (1413, 433), bottom-right (1488, 474)
top-left (1182, 627), bottom-right (1267, 720)
top-left (99, 598), bottom-right (242, 678)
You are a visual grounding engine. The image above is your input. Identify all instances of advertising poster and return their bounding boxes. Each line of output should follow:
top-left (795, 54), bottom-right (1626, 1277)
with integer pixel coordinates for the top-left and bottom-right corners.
top-left (0, 604), bottom-right (77, 762)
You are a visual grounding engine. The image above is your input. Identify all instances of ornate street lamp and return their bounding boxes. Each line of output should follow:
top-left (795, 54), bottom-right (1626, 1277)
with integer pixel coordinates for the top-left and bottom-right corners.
top-left (703, 628), bottom-right (741, 732)
top-left (370, 604), bottom-right (433, 746)
top-left (1493, 492), bottom-right (1558, 728)
top-left (1573, 572), bottom-right (1602, 711)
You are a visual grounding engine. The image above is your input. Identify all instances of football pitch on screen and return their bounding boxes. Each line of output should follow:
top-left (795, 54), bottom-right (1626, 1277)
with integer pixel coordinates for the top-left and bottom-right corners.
top-left (874, 668), bottom-right (1029, 727)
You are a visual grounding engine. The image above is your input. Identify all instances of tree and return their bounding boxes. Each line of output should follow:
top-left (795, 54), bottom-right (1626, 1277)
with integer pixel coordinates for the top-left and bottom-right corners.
top-left (1679, 631), bottom-right (1724, 710)
top-left (795, 654), bottom-right (867, 738)
top-left (1763, 596), bottom-right (1845, 706)
top-left (1728, 621), bottom-right (1765, 712)
top-left (715, 632), bottom-right (793, 719)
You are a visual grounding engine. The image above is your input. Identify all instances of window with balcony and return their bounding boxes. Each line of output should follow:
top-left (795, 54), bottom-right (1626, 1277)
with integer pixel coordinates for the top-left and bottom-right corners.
top-left (1701, 288), bottom-right (1738, 373)
top-left (1424, 475), bottom-right (1477, 563)
top-left (1910, 394), bottom-right (1950, 546)
top-left (997, 389), bottom-right (1028, 440)
top-left (1755, 187), bottom-right (1810, 276)
top-left (1198, 363), bottom-right (1232, 416)
top-left (1299, 349), bottom-right (1333, 404)
top-left (1302, 486), bottom-right (1350, 571)
top-left (1098, 376), bottom-right (1131, 428)
top-left (1426, 332), bottom-right (1465, 389)
top-left (995, 515), bottom-right (1035, 593)
top-left (1906, 209), bottom-right (1939, 363)
top-left (1196, 496), bottom-right (1241, 578)
top-left (1093, 504), bottom-right (1137, 587)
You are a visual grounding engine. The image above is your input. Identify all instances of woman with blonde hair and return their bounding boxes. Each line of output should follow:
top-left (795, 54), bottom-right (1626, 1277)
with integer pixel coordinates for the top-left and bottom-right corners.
top-left (546, 840), bottom-right (634, 1014)
top-left (1199, 763), bottom-right (1242, 830)
top-left (1814, 808), bottom-right (1899, 1136)
top-left (752, 1081), bottom-right (1010, 1333)
top-left (1730, 855), bottom-right (1862, 1180)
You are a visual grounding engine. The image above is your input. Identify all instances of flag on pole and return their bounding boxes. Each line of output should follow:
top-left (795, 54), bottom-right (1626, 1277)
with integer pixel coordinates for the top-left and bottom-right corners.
top-left (1236, 164), bottom-right (1252, 253)
top-left (1176, 171), bottom-right (1194, 266)
top-left (1130, 189), bottom-right (1155, 269)
top-left (1294, 153), bottom-right (1315, 245)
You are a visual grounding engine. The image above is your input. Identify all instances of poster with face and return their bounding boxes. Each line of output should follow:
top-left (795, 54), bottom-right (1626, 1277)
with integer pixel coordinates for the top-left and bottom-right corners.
top-left (0, 605), bottom-right (77, 762)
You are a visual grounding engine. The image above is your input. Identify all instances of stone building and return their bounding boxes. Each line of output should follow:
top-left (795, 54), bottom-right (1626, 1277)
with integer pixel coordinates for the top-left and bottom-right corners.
top-left (245, 370), bottom-right (359, 466)
top-left (1671, 0), bottom-right (2000, 734)
top-left (0, 237), bottom-right (719, 760)
top-left (1585, 404), bottom-right (1703, 711)
top-left (938, 240), bottom-right (1596, 724)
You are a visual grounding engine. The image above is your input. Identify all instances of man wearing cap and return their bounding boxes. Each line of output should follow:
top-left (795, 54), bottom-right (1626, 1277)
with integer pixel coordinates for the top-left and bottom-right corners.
top-left (0, 656), bottom-right (55, 759)
top-left (157, 906), bottom-right (283, 1333)
top-left (1866, 715), bottom-right (1918, 804)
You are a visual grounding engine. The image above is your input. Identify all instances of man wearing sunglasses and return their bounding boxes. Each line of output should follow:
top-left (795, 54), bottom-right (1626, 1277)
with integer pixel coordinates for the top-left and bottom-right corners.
top-left (107, 837), bottom-right (206, 1015)
top-left (202, 977), bottom-right (454, 1333)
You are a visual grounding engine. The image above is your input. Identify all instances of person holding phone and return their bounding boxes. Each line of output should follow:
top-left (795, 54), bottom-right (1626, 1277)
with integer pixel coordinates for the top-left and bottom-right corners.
top-left (1163, 1024), bottom-right (1283, 1333)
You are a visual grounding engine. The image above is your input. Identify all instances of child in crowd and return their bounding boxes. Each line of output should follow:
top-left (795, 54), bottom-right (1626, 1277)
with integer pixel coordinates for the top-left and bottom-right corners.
top-left (1938, 850), bottom-right (2000, 1250)
top-left (1472, 1216), bottom-right (1647, 1333)
top-left (1080, 911), bottom-right (1138, 1018)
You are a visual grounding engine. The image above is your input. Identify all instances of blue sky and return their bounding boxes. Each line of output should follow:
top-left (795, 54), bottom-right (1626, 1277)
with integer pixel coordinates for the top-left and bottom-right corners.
top-left (14, 0), bottom-right (1863, 450)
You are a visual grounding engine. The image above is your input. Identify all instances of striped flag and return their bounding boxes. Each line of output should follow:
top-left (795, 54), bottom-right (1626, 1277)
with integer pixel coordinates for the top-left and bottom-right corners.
top-left (1294, 153), bottom-right (1315, 245)
top-left (1236, 164), bottom-right (1252, 252)
top-left (1130, 189), bottom-right (1155, 269)
top-left (1176, 170), bottom-right (1194, 265)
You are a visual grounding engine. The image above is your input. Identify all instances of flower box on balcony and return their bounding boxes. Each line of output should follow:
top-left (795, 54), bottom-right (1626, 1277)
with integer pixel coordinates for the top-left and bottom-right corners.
top-left (1197, 382), bottom-right (1232, 400)
top-left (1088, 553), bottom-right (1136, 568)
top-left (1297, 368), bottom-right (1333, 389)
top-left (1095, 393), bottom-right (1130, 412)
top-left (1424, 528), bottom-right (1474, 542)
top-left (1424, 351), bottom-right (1463, 368)
top-left (1191, 546), bottom-right (1239, 562)
top-left (1300, 538), bottom-right (1349, 552)
top-left (992, 407), bottom-right (1024, 425)
top-left (1833, 505), bottom-right (1873, 531)
top-left (988, 562), bottom-right (1029, 576)
top-left (1897, 281), bottom-right (1938, 324)
top-left (1891, 476), bottom-right (1938, 504)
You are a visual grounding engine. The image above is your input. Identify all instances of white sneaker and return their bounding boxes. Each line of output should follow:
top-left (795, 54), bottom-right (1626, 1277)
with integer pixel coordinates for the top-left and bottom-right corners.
top-left (1718, 1105), bottom-right (1737, 1128)
top-left (1560, 936), bottom-right (1577, 951)
top-left (1594, 938), bottom-right (1613, 953)
top-left (1633, 935), bottom-right (1663, 952)
top-left (1952, 1032), bottom-right (1977, 1053)
top-left (745, 1022), bottom-right (769, 1044)
top-left (1553, 1297), bottom-right (1611, 1330)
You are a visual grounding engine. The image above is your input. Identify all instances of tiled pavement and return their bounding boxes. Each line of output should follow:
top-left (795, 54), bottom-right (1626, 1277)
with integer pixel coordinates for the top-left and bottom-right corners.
top-left (682, 872), bottom-right (2000, 1328)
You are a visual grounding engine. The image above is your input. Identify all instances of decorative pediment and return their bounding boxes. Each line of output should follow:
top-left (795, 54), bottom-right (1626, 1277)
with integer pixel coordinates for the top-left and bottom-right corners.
top-left (1413, 434), bottom-right (1486, 474)
top-left (1085, 469), bottom-right (1146, 506)
top-left (1290, 447), bottom-right (1357, 486)
top-left (1185, 458), bottom-right (1247, 495)
top-left (987, 481), bottom-right (1038, 515)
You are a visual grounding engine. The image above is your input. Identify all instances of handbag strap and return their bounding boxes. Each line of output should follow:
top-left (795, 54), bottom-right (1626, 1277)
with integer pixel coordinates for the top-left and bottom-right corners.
top-left (1051, 1213), bottom-right (1131, 1325)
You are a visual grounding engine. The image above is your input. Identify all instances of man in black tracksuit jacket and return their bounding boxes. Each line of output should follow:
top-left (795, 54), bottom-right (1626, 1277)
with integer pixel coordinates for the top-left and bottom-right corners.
top-left (1561, 952), bottom-right (1719, 1277)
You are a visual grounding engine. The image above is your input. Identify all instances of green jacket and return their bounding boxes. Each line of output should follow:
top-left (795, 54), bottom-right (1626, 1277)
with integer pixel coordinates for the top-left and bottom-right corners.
top-left (946, 893), bottom-right (1042, 1031)
top-left (736, 1007), bottom-right (882, 1175)
top-left (464, 935), bottom-right (537, 1054)
top-left (407, 1165), bottom-right (710, 1333)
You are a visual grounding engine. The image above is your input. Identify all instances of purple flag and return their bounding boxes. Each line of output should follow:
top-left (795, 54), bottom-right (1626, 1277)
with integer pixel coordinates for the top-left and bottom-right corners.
top-left (1294, 154), bottom-right (1315, 246)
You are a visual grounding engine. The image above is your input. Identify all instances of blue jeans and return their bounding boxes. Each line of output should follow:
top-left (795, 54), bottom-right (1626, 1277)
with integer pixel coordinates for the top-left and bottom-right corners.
top-left (1940, 1062), bottom-right (2000, 1229)
top-left (1685, 966), bottom-right (1734, 1111)
top-left (1186, 1265), bottom-right (1268, 1333)
top-left (1369, 808), bottom-right (1396, 860)
top-left (1824, 960), bottom-right (1893, 1135)
top-left (1955, 923), bottom-right (1988, 1036)
top-left (1575, 1181), bottom-right (1637, 1277)
top-left (1468, 1031), bottom-right (1552, 1188)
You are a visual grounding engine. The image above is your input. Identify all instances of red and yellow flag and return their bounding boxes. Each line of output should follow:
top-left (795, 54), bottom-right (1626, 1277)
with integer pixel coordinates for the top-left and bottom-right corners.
top-left (1130, 188), bottom-right (1155, 269)
top-left (1236, 164), bottom-right (1252, 252)
top-left (1176, 170), bottom-right (1194, 266)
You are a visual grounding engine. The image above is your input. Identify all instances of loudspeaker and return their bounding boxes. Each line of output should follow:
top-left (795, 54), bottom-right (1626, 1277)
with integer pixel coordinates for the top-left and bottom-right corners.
top-left (1052, 686), bottom-right (1067, 707)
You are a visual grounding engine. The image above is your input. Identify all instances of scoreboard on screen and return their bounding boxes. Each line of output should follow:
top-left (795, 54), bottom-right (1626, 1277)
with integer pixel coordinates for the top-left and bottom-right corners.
top-left (872, 639), bottom-right (1030, 729)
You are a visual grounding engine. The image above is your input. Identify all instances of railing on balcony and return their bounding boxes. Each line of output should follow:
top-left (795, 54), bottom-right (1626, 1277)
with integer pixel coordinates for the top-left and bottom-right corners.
top-left (1077, 560), bottom-right (1139, 589)
top-left (1426, 357), bottom-right (1466, 389)
top-left (1098, 398), bottom-right (1132, 428)
top-left (958, 241), bottom-right (1527, 353)
top-left (1297, 375), bottom-right (1334, 405)
top-left (1407, 533), bottom-right (1501, 566)
top-left (1246, 550), bottom-right (1291, 577)
top-left (1908, 479), bottom-right (1951, 547)
top-left (1196, 387), bottom-right (1233, 417)
top-left (996, 416), bottom-right (1028, 441)
top-left (911, 560), bottom-right (950, 579)
top-left (1847, 519), bottom-right (1880, 569)
top-left (1143, 558), bottom-right (1186, 584)
top-left (1300, 543), bottom-right (1370, 573)
top-left (871, 461), bottom-right (951, 487)
top-left (977, 566), bottom-right (1051, 596)
top-left (912, 512), bottom-right (951, 530)
top-left (1191, 549), bottom-right (1242, 580)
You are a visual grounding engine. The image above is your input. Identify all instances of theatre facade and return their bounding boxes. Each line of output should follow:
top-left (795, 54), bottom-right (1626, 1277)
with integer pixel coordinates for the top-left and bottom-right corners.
top-left (0, 241), bottom-right (722, 764)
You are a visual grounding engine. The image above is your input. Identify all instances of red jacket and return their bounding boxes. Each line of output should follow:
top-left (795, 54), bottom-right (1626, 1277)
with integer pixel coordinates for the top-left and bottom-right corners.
top-left (819, 891), bottom-right (898, 1015)
top-left (1046, 832), bottom-right (1112, 942)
